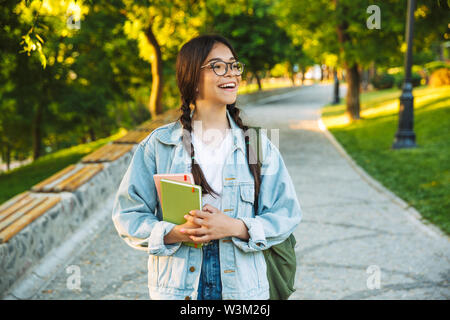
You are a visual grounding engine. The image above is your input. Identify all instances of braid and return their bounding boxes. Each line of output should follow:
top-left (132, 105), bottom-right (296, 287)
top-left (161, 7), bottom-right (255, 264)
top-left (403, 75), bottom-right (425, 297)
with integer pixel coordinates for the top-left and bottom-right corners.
top-left (179, 100), bottom-right (220, 199)
top-left (226, 104), bottom-right (262, 215)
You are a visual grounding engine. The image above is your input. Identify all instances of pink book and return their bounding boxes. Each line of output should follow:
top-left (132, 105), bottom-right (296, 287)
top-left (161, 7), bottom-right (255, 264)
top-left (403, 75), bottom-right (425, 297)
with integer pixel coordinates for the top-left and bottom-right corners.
top-left (153, 173), bottom-right (195, 204)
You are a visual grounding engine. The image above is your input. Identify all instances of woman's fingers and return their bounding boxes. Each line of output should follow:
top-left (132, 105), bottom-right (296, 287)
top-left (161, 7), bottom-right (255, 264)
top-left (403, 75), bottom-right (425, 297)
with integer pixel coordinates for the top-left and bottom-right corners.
top-left (184, 214), bottom-right (204, 226)
top-left (189, 209), bottom-right (213, 219)
top-left (202, 204), bottom-right (219, 213)
top-left (182, 227), bottom-right (207, 236)
top-left (189, 234), bottom-right (211, 243)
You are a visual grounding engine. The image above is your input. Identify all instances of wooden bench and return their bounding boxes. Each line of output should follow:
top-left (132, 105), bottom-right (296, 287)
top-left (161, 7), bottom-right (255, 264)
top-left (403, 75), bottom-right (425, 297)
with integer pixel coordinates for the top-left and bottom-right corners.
top-left (0, 192), bottom-right (61, 243)
top-left (112, 131), bottom-right (152, 144)
top-left (135, 119), bottom-right (167, 132)
top-left (31, 164), bottom-right (104, 192)
top-left (135, 109), bottom-right (180, 132)
top-left (81, 144), bottom-right (134, 163)
top-left (0, 109), bottom-right (181, 243)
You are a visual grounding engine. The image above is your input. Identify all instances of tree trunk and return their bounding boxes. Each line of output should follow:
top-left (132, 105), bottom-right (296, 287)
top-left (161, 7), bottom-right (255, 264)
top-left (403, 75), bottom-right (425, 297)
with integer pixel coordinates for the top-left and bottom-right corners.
top-left (345, 63), bottom-right (361, 120)
top-left (362, 68), bottom-right (369, 91)
top-left (369, 61), bottom-right (376, 85)
top-left (333, 68), bottom-right (340, 104)
top-left (328, 66), bottom-right (333, 80)
top-left (288, 63), bottom-right (295, 86)
top-left (2, 142), bottom-right (12, 172)
top-left (89, 127), bottom-right (96, 142)
top-left (335, 0), bottom-right (360, 120)
top-left (290, 73), bottom-right (295, 86)
top-left (144, 23), bottom-right (164, 118)
top-left (301, 66), bottom-right (306, 85)
top-left (32, 103), bottom-right (43, 160)
top-left (6, 143), bottom-right (11, 171)
top-left (254, 72), bottom-right (262, 91)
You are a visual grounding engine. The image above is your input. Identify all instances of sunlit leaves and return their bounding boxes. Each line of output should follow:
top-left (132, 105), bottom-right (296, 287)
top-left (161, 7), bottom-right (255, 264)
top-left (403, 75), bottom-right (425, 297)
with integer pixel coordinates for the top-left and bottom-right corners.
top-left (20, 32), bottom-right (47, 68)
top-left (15, 0), bottom-right (89, 68)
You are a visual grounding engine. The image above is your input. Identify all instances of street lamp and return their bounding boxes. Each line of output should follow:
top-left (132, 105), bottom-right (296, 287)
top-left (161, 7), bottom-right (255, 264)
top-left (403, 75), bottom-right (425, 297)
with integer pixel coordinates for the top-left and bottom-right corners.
top-left (392, 0), bottom-right (417, 149)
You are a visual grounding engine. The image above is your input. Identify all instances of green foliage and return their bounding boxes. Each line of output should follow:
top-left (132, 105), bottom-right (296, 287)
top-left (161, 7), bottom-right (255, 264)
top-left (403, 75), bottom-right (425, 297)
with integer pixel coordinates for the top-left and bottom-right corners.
top-left (393, 72), bottom-right (423, 88)
top-left (425, 61), bottom-right (450, 73)
top-left (20, 31), bottom-right (46, 68)
top-left (0, 0), bottom-right (153, 166)
top-left (210, 2), bottom-right (291, 77)
top-left (274, 0), bottom-right (408, 69)
top-left (371, 73), bottom-right (395, 89)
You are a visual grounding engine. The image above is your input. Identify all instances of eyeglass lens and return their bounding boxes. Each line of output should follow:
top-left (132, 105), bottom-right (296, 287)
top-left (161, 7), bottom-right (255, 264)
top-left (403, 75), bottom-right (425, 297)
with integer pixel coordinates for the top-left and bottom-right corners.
top-left (212, 61), bottom-right (244, 75)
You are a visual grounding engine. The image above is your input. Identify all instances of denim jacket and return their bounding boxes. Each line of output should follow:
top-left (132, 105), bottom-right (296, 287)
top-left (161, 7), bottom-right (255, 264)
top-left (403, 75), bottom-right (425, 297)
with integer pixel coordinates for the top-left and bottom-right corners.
top-left (112, 109), bottom-right (302, 300)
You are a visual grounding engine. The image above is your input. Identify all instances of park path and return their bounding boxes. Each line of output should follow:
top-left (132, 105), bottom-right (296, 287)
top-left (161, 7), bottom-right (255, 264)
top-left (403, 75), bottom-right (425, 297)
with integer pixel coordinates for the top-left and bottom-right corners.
top-left (32, 84), bottom-right (449, 300)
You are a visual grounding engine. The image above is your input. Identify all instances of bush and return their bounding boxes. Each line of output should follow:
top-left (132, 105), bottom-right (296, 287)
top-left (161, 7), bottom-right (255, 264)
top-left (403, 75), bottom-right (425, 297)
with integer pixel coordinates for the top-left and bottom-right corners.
top-left (429, 68), bottom-right (450, 87)
top-left (371, 73), bottom-right (395, 89)
top-left (394, 72), bottom-right (423, 88)
top-left (424, 61), bottom-right (450, 74)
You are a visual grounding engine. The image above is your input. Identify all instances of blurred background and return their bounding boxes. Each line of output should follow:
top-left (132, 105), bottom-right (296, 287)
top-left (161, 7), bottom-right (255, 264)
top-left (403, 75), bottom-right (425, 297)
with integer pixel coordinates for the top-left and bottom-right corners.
top-left (0, 0), bottom-right (449, 232)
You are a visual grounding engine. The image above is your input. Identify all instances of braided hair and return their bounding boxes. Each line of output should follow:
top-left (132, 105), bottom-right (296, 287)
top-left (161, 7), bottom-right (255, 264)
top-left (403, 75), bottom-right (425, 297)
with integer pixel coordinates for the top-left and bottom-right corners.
top-left (176, 34), bottom-right (262, 213)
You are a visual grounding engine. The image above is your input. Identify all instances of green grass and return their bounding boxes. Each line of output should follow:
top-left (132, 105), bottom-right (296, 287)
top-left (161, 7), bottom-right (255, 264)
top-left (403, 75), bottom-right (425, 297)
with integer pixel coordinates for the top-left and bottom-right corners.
top-left (321, 85), bottom-right (450, 235)
top-left (0, 128), bottom-right (128, 205)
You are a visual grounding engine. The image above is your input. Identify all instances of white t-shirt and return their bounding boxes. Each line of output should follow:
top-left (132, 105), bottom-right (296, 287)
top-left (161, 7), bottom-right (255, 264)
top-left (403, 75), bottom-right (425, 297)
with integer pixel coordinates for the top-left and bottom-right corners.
top-left (191, 129), bottom-right (233, 212)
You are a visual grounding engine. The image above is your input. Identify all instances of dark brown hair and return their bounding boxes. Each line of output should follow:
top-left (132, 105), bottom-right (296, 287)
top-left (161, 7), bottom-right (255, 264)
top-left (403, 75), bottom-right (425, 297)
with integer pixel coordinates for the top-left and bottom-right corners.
top-left (175, 34), bottom-right (261, 213)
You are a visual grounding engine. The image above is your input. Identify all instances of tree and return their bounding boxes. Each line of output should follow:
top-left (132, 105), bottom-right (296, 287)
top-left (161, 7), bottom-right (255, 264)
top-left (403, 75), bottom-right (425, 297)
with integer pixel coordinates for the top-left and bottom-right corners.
top-left (1, 0), bottom-right (154, 163)
top-left (55, 0), bottom-right (151, 144)
top-left (275, 0), bottom-right (407, 120)
top-left (276, 0), bottom-right (449, 120)
top-left (1, 1), bottom-right (71, 160)
top-left (121, 0), bottom-right (207, 117)
top-left (211, 1), bottom-right (291, 90)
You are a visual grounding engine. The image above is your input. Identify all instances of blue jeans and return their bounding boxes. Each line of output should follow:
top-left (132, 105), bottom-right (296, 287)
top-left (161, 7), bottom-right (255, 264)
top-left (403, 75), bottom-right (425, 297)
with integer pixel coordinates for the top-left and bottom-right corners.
top-left (197, 240), bottom-right (222, 300)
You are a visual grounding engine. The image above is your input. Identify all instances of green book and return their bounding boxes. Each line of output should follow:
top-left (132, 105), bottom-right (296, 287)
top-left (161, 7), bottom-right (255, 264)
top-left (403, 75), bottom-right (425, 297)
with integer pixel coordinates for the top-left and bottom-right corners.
top-left (160, 178), bottom-right (203, 248)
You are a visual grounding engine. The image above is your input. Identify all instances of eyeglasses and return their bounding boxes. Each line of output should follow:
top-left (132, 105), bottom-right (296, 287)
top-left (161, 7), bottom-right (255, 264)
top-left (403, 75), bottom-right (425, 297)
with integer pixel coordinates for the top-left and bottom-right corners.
top-left (200, 60), bottom-right (245, 76)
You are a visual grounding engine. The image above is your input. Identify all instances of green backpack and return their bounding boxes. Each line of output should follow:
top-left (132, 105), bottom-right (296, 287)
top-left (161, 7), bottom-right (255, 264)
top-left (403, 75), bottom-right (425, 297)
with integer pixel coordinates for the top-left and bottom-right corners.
top-left (248, 126), bottom-right (297, 300)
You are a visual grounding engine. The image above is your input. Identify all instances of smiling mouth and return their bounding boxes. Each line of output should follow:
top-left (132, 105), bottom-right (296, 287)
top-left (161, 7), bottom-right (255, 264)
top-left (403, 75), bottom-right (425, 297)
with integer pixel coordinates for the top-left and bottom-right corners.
top-left (218, 82), bottom-right (237, 91)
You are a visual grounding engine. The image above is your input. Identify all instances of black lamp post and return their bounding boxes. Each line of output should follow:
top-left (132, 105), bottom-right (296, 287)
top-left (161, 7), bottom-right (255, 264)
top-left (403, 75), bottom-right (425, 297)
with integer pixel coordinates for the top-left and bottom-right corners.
top-left (392, 0), bottom-right (417, 149)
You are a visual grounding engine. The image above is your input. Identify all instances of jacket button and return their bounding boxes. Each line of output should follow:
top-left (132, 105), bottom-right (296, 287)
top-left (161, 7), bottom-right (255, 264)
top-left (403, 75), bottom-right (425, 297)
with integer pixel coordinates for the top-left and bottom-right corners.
top-left (185, 296), bottom-right (191, 300)
top-left (189, 266), bottom-right (195, 272)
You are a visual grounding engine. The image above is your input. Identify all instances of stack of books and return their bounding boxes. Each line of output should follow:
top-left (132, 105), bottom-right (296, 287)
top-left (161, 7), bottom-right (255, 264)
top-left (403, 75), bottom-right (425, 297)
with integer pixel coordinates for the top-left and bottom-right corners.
top-left (153, 173), bottom-right (203, 248)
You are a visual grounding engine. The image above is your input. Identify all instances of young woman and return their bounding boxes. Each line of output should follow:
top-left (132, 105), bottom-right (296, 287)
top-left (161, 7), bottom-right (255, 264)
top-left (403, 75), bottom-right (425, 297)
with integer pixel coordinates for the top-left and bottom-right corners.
top-left (112, 34), bottom-right (302, 300)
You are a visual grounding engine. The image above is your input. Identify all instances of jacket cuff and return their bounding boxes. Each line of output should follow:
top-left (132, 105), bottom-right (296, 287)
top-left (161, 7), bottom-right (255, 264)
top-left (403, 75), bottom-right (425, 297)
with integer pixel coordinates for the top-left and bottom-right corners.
top-left (148, 221), bottom-right (182, 256)
top-left (231, 217), bottom-right (268, 252)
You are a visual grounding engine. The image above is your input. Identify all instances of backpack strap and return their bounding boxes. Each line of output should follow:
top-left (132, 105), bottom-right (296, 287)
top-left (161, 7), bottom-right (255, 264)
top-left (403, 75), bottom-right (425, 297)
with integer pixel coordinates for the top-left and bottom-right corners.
top-left (246, 125), bottom-right (262, 215)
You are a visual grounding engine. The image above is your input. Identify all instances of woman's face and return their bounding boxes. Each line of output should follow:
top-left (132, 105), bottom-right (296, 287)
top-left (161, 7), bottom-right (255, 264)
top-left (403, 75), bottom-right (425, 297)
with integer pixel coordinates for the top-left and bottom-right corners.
top-left (196, 42), bottom-right (241, 107)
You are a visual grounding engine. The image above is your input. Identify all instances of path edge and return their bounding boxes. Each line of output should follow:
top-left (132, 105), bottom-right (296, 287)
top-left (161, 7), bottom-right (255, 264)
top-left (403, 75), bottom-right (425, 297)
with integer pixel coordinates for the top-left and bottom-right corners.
top-left (317, 117), bottom-right (449, 242)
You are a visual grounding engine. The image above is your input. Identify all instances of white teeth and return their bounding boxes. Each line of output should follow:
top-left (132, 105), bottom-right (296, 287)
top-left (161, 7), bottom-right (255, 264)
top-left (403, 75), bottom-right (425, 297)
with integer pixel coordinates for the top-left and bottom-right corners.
top-left (219, 83), bottom-right (236, 88)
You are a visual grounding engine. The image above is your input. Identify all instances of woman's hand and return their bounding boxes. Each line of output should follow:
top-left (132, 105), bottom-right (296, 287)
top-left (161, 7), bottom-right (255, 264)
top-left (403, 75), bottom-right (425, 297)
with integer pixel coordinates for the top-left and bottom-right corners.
top-left (181, 204), bottom-right (250, 243)
top-left (163, 215), bottom-right (202, 244)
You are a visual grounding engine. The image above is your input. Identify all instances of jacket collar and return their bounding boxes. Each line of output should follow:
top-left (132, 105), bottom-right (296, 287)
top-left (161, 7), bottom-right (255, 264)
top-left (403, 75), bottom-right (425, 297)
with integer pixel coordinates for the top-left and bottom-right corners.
top-left (155, 108), bottom-right (246, 153)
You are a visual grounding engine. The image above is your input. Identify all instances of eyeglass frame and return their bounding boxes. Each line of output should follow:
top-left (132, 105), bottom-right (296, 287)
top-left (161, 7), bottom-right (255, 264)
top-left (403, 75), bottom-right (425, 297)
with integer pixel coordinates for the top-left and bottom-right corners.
top-left (200, 59), bottom-right (245, 76)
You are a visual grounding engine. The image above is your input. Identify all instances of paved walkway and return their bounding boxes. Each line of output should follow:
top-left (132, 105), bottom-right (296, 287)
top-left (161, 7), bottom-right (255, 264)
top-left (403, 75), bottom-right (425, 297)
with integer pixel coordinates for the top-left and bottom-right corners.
top-left (32, 84), bottom-right (449, 300)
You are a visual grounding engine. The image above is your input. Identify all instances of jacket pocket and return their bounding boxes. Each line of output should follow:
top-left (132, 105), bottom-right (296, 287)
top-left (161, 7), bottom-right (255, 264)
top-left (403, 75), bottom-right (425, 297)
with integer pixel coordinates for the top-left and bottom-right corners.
top-left (238, 184), bottom-right (255, 217)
